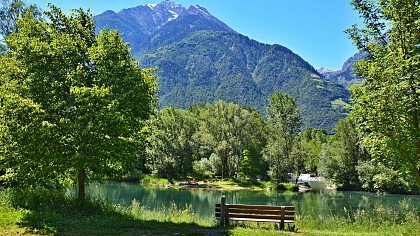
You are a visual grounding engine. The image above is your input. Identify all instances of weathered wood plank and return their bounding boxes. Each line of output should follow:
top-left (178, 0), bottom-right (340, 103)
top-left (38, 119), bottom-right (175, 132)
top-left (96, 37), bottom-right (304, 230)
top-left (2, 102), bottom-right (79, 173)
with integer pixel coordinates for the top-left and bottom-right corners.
top-left (215, 197), bottom-right (295, 230)
top-left (224, 208), bottom-right (294, 215)
top-left (216, 212), bottom-right (294, 219)
top-left (227, 213), bottom-right (294, 221)
top-left (216, 203), bottom-right (295, 211)
top-left (216, 217), bottom-right (295, 223)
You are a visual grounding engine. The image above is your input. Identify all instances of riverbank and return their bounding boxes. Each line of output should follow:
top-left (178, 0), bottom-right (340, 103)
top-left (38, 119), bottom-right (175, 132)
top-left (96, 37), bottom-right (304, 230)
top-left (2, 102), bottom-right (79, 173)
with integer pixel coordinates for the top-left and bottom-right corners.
top-left (139, 175), bottom-right (299, 192)
top-left (1, 188), bottom-right (419, 236)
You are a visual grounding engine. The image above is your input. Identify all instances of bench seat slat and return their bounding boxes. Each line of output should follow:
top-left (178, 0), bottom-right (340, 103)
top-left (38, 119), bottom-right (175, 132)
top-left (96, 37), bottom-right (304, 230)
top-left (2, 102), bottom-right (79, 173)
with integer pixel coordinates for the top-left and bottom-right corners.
top-left (216, 217), bottom-right (294, 223)
top-left (215, 203), bottom-right (294, 211)
top-left (228, 213), bottom-right (294, 221)
top-left (216, 207), bottom-right (294, 215)
top-left (225, 208), bottom-right (294, 215)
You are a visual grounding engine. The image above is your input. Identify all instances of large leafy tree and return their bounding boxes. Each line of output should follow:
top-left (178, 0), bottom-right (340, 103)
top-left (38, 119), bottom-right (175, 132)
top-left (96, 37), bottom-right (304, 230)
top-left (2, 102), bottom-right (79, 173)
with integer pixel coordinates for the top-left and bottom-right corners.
top-left (263, 93), bottom-right (301, 184)
top-left (291, 128), bottom-right (328, 176)
top-left (146, 107), bottom-right (199, 179)
top-left (0, 5), bottom-right (156, 199)
top-left (195, 101), bottom-right (266, 179)
top-left (319, 117), bottom-right (368, 190)
top-left (347, 0), bottom-right (420, 187)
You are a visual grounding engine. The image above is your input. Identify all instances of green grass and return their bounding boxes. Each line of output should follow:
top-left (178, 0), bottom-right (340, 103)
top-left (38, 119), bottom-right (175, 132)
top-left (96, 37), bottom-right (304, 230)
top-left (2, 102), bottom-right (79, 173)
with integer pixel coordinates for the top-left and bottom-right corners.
top-left (1, 188), bottom-right (419, 235)
top-left (0, 188), bottom-right (221, 235)
top-left (331, 98), bottom-right (349, 108)
top-left (140, 175), bottom-right (170, 186)
top-left (139, 175), bottom-right (297, 192)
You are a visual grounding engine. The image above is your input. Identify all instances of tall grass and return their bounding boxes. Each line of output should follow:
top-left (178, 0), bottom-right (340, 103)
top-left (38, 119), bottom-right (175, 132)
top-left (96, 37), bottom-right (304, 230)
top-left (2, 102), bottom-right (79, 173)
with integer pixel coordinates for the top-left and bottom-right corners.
top-left (296, 200), bottom-right (420, 235)
top-left (1, 187), bottom-right (419, 235)
top-left (127, 199), bottom-right (215, 226)
top-left (0, 190), bottom-right (25, 228)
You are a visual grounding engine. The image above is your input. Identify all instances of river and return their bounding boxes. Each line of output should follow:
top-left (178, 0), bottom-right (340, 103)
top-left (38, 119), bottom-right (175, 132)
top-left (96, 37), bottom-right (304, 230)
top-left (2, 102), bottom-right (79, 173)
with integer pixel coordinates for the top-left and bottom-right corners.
top-left (85, 182), bottom-right (420, 218)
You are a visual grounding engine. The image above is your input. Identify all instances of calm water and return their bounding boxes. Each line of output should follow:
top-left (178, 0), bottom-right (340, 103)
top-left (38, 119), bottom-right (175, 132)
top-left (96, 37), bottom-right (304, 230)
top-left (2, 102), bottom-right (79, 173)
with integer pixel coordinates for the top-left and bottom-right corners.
top-left (85, 182), bottom-right (420, 218)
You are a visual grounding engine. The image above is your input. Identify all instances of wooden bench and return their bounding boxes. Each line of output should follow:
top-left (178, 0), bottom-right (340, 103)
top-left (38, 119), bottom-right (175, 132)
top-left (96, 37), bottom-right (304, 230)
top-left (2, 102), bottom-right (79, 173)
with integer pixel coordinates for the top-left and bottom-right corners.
top-left (215, 196), bottom-right (295, 230)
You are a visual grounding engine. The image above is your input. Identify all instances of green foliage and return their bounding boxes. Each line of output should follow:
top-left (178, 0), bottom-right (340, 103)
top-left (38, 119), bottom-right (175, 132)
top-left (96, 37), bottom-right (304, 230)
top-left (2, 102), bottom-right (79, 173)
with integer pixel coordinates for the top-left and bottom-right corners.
top-left (146, 107), bottom-right (198, 179)
top-left (263, 93), bottom-right (301, 184)
top-left (193, 157), bottom-right (215, 178)
top-left (0, 5), bottom-right (156, 197)
top-left (145, 101), bottom-right (267, 180)
top-left (140, 175), bottom-right (170, 186)
top-left (0, 0), bottom-right (39, 37)
top-left (276, 182), bottom-right (298, 191)
top-left (0, 0), bottom-right (40, 54)
top-left (240, 150), bottom-right (253, 178)
top-left (356, 160), bottom-right (412, 194)
top-left (0, 190), bottom-right (24, 229)
top-left (347, 0), bottom-right (420, 188)
top-left (194, 101), bottom-right (267, 179)
top-left (292, 128), bottom-right (328, 175)
top-left (318, 118), bottom-right (368, 190)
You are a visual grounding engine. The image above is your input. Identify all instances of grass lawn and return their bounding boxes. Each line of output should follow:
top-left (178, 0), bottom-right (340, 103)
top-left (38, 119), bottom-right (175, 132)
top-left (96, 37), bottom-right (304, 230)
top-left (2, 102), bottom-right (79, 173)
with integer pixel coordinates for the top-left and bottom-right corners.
top-left (140, 176), bottom-right (291, 191)
top-left (1, 188), bottom-right (419, 236)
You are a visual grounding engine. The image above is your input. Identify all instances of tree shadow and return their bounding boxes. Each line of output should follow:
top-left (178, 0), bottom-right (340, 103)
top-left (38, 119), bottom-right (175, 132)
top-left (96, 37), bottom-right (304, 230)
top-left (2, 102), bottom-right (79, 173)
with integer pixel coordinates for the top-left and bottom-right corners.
top-left (20, 201), bottom-right (226, 235)
top-left (9, 189), bottom-right (226, 235)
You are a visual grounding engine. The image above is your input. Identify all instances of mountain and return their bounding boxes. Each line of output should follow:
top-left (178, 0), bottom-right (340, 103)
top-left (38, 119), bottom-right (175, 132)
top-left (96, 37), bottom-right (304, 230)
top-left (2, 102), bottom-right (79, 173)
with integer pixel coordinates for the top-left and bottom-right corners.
top-left (316, 67), bottom-right (339, 75)
top-left (317, 52), bottom-right (364, 87)
top-left (94, 0), bottom-right (234, 55)
top-left (94, 0), bottom-right (350, 132)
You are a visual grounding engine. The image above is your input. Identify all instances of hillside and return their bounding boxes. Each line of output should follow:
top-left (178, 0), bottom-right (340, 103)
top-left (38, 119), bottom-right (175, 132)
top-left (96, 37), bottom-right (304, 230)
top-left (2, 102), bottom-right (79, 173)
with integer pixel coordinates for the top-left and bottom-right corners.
top-left (140, 31), bottom-right (350, 131)
top-left (94, 0), bottom-right (350, 132)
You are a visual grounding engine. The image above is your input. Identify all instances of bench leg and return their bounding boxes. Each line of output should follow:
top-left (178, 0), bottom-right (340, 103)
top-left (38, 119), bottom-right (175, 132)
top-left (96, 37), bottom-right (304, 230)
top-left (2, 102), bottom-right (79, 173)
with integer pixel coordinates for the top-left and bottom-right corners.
top-left (280, 206), bottom-right (285, 230)
top-left (280, 221), bottom-right (284, 230)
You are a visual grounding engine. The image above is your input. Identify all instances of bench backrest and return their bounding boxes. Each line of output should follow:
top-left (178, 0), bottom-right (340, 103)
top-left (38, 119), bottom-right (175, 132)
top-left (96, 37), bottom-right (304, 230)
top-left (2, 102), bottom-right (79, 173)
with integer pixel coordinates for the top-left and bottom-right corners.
top-left (215, 203), bottom-right (295, 221)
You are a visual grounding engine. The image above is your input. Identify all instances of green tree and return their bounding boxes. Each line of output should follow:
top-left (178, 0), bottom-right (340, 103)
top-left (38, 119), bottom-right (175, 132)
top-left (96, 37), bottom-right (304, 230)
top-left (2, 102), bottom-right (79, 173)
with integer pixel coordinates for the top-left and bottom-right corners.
top-left (319, 118), bottom-right (368, 190)
top-left (146, 107), bottom-right (198, 179)
top-left (0, 5), bottom-right (156, 199)
top-left (291, 128), bottom-right (328, 176)
top-left (263, 93), bottom-right (302, 184)
top-left (356, 159), bottom-right (411, 193)
top-left (195, 101), bottom-right (266, 178)
top-left (346, 0), bottom-right (420, 188)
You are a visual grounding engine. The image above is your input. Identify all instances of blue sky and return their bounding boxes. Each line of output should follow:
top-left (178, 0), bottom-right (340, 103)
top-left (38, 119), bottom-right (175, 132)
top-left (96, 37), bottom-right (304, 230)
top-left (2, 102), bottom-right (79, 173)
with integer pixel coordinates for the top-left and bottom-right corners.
top-left (26, 0), bottom-right (363, 70)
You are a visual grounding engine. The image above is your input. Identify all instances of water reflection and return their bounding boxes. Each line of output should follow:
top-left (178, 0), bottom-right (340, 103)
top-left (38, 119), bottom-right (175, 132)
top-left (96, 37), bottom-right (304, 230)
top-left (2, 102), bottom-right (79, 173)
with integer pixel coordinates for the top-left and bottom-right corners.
top-left (86, 182), bottom-right (420, 218)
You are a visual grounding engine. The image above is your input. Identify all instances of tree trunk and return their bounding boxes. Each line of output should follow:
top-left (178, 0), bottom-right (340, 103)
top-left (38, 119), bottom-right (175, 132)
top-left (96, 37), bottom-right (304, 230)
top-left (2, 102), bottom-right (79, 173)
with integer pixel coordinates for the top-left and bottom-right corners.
top-left (410, 76), bottom-right (420, 188)
top-left (77, 167), bottom-right (86, 200)
top-left (221, 156), bottom-right (226, 179)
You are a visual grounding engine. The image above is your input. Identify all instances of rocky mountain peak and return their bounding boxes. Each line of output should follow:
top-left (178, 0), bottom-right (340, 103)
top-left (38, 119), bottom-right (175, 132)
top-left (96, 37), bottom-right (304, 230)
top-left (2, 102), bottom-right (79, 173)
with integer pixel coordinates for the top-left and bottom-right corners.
top-left (187, 5), bottom-right (210, 15)
top-left (160, 0), bottom-right (183, 9)
top-left (317, 67), bottom-right (337, 74)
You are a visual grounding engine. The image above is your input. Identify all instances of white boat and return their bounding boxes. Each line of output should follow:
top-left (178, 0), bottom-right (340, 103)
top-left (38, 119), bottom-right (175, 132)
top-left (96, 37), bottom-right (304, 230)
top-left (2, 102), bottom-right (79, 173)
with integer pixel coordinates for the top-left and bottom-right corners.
top-left (298, 174), bottom-right (326, 191)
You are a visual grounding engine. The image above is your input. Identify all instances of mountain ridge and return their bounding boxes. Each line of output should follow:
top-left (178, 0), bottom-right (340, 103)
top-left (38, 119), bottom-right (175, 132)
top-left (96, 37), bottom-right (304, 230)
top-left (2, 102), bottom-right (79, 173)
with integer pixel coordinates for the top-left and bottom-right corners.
top-left (94, 0), bottom-right (350, 132)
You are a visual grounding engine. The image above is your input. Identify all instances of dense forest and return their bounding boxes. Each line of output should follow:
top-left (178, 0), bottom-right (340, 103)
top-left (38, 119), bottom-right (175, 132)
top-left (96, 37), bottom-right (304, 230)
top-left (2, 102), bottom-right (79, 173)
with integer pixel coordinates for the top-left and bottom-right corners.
top-left (0, 0), bottom-right (419, 199)
top-left (141, 98), bottom-right (416, 193)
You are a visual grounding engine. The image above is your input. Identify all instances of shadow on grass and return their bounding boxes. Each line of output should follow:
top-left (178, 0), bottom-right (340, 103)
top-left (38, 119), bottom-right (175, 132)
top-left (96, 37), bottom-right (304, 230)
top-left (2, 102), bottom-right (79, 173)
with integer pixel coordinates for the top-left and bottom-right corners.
top-left (9, 188), bottom-right (226, 236)
top-left (22, 208), bottom-right (223, 235)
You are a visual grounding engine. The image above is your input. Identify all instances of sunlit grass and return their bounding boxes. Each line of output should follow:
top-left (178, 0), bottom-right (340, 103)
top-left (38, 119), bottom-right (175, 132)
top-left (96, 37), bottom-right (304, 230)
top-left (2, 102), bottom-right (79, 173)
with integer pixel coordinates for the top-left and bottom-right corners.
top-left (1, 187), bottom-right (419, 235)
top-left (128, 199), bottom-right (215, 227)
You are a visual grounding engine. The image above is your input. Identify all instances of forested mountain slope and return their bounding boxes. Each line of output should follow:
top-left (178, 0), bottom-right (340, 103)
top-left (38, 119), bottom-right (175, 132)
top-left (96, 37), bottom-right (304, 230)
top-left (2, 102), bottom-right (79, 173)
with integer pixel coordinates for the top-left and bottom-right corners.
top-left (94, 0), bottom-right (350, 132)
